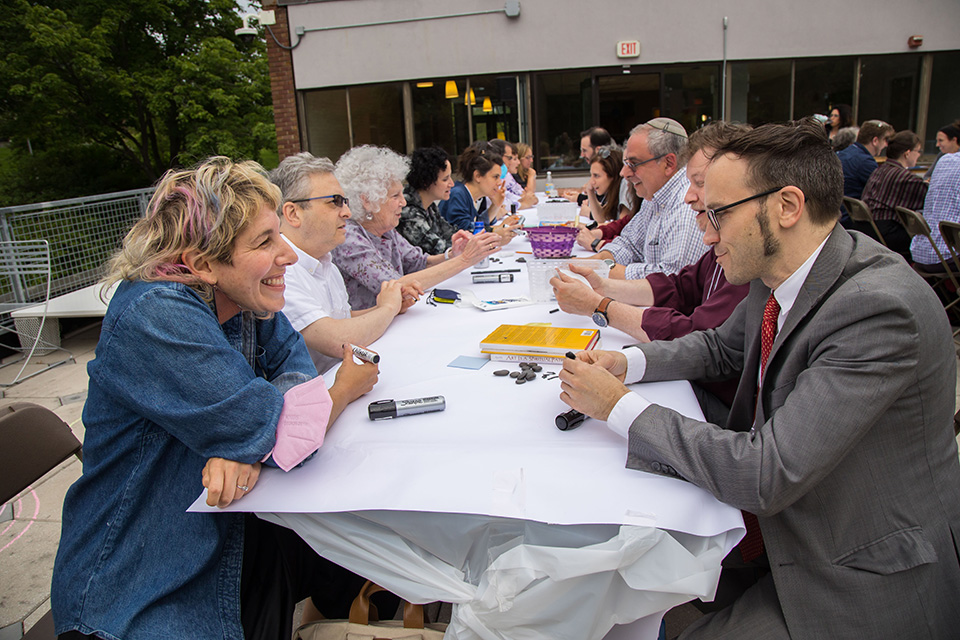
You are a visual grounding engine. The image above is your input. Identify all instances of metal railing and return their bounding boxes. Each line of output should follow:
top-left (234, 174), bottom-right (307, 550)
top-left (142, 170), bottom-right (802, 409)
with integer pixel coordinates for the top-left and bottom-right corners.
top-left (0, 188), bottom-right (153, 304)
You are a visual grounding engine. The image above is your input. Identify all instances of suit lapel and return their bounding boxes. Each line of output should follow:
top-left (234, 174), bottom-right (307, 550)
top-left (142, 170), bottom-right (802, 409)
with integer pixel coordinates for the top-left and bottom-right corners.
top-left (727, 225), bottom-right (853, 431)
top-left (764, 224), bottom-right (852, 375)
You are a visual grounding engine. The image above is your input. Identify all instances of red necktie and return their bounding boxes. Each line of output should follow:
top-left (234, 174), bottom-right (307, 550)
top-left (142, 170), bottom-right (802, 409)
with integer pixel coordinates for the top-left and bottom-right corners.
top-left (739, 292), bottom-right (780, 562)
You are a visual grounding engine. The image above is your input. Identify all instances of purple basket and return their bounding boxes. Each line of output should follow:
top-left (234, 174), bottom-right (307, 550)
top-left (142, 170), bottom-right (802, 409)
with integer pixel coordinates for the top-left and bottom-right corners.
top-left (526, 225), bottom-right (578, 258)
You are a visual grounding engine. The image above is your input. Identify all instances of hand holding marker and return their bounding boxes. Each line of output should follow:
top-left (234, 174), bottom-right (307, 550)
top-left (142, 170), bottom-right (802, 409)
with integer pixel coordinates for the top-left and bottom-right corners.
top-left (556, 352), bottom-right (587, 431)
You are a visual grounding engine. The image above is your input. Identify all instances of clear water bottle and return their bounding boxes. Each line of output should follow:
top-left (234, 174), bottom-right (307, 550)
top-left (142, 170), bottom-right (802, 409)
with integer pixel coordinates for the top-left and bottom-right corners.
top-left (545, 171), bottom-right (555, 198)
top-left (473, 220), bottom-right (489, 268)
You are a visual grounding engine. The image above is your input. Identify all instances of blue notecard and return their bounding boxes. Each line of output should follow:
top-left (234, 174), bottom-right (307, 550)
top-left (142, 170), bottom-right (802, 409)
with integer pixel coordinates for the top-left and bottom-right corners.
top-left (448, 355), bottom-right (489, 370)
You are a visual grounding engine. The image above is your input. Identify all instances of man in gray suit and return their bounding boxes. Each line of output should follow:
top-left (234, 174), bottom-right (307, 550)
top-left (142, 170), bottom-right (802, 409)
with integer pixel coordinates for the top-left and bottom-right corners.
top-left (559, 119), bottom-right (960, 638)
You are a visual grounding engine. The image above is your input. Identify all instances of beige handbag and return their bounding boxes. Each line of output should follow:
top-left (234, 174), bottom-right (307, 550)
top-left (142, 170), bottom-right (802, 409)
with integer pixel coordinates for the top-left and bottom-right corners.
top-left (294, 581), bottom-right (447, 640)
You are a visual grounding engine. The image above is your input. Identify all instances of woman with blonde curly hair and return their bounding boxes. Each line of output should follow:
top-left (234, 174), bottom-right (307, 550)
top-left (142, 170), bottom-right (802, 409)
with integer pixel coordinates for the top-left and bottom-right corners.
top-left (331, 145), bottom-right (500, 310)
top-left (52, 157), bottom-right (379, 640)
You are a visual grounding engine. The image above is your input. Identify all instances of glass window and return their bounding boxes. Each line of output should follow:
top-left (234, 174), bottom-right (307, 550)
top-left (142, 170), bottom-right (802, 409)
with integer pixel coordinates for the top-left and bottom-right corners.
top-left (348, 83), bottom-right (405, 151)
top-left (597, 72), bottom-right (660, 146)
top-left (662, 64), bottom-right (720, 134)
top-left (858, 54), bottom-right (922, 131)
top-left (533, 71), bottom-right (592, 172)
top-left (729, 60), bottom-right (792, 126)
top-left (469, 74), bottom-right (521, 146)
top-left (793, 57), bottom-right (856, 121)
top-left (410, 78), bottom-right (470, 158)
top-left (301, 88), bottom-right (351, 161)
top-left (926, 50), bottom-right (960, 154)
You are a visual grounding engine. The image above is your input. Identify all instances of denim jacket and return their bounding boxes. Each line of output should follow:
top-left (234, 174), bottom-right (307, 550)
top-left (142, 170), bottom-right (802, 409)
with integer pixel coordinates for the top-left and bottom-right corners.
top-left (52, 280), bottom-right (315, 639)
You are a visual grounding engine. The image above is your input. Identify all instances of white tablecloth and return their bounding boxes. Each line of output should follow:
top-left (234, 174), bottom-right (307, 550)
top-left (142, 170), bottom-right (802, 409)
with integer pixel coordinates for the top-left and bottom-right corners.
top-left (191, 228), bottom-right (743, 640)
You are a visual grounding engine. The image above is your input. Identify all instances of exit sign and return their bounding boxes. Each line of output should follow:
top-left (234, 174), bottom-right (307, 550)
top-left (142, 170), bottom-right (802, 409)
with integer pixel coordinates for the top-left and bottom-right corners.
top-left (617, 40), bottom-right (640, 58)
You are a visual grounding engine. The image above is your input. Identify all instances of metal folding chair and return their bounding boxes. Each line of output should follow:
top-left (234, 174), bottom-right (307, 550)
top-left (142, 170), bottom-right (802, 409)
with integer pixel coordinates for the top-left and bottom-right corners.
top-left (0, 240), bottom-right (75, 388)
top-left (895, 208), bottom-right (960, 335)
top-left (842, 196), bottom-right (888, 247)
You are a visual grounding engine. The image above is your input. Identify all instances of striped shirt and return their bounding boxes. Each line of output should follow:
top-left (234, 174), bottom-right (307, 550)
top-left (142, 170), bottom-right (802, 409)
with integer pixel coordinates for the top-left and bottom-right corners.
top-left (861, 159), bottom-right (928, 222)
top-left (911, 153), bottom-right (960, 266)
top-left (606, 170), bottom-right (708, 279)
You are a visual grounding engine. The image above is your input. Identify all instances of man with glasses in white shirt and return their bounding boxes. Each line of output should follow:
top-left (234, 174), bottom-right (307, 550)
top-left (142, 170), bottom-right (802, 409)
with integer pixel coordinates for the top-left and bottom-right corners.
top-left (271, 153), bottom-right (414, 373)
top-left (593, 117), bottom-right (707, 280)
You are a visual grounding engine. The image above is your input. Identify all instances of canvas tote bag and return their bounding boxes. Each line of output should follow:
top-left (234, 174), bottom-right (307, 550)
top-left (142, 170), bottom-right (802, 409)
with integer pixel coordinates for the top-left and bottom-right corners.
top-left (294, 580), bottom-right (447, 640)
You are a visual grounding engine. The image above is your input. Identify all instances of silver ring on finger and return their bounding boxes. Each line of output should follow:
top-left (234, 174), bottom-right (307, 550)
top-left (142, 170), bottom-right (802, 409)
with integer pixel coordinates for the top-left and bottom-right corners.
top-left (237, 484), bottom-right (249, 492)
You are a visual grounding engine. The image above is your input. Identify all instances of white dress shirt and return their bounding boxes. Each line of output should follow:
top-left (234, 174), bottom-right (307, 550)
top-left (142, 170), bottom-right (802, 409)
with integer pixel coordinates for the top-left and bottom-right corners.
top-left (605, 236), bottom-right (830, 439)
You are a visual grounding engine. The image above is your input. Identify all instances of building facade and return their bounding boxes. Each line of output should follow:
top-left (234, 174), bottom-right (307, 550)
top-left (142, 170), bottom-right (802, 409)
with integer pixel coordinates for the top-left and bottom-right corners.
top-left (263, 0), bottom-right (960, 175)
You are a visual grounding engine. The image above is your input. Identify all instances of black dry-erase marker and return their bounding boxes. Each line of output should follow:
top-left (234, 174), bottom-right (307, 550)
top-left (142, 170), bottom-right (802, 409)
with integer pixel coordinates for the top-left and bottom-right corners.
top-left (368, 396), bottom-right (446, 420)
top-left (557, 351), bottom-right (588, 431)
top-left (350, 344), bottom-right (380, 364)
top-left (556, 408), bottom-right (586, 431)
top-left (470, 269), bottom-right (521, 275)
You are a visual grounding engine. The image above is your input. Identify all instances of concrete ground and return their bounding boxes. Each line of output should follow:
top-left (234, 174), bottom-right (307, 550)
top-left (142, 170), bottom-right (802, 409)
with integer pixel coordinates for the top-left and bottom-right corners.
top-left (2, 320), bottom-right (959, 639)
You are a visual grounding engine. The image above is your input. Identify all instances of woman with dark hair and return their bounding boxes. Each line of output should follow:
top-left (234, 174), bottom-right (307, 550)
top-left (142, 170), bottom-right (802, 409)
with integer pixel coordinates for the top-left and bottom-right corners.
top-left (398, 146), bottom-right (462, 254)
top-left (825, 104), bottom-right (854, 145)
top-left (575, 146), bottom-right (638, 251)
top-left (924, 120), bottom-right (960, 180)
top-left (438, 141), bottom-right (520, 245)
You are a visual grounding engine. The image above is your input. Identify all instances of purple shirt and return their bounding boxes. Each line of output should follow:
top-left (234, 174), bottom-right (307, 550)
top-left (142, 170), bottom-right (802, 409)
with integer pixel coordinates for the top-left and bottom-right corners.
top-left (330, 219), bottom-right (428, 310)
top-left (643, 249), bottom-right (749, 405)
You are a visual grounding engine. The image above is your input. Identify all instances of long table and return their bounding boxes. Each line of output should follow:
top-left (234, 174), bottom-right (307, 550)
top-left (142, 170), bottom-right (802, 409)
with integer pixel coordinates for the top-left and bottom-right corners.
top-left (191, 228), bottom-right (743, 640)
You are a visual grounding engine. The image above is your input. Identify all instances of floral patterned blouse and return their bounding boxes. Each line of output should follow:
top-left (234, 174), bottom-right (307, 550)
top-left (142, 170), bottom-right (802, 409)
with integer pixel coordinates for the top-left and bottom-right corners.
top-left (330, 219), bottom-right (429, 310)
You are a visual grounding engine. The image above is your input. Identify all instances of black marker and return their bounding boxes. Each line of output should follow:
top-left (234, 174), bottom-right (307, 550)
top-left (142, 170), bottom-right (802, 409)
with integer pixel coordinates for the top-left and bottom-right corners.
top-left (368, 396), bottom-right (446, 420)
top-left (557, 352), bottom-right (588, 430)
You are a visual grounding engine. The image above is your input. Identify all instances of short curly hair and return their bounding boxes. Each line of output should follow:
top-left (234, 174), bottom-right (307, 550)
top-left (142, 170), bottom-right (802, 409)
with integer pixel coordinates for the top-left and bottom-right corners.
top-left (335, 145), bottom-right (410, 219)
top-left (407, 147), bottom-right (450, 192)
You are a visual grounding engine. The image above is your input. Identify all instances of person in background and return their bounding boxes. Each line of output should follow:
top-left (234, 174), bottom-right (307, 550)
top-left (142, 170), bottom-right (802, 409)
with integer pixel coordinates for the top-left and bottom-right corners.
top-left (580, 126), bottom-right (614, 163)
top-left (831, 126), bottom-right (858, 151)
top-left (52, 157), bottom-right (378, 640)
top-left (438, 141), bottom-right (521, 243)
top-left (489, 139), bottom-right (536, 210)
top-left (332, 145), bottom-right (501, 310)
top-left (924, 120), bottom-right (960, 180)
top-left (859, 130), bottom-right (927, 261)
top-left (514, 142), bottom-right (539, 204)
top-left (824, 103), bottom-right (853, 144)
top-left (398, 146), bottom-right (462, 255)
top-left (575, 146), bottom-right (636, 252)
top-left (272, 152), bottom-right (415, 374)
top-left (837, 119), bottom-right (895, 201)
top-left (560, 119), bottom-right (960, 639)
top-left (911, 149), bottom-right (960, 275)
top-left (553, 122), bottom-right (751, 423)
top-left (592, 117), bottom-right (707, 279)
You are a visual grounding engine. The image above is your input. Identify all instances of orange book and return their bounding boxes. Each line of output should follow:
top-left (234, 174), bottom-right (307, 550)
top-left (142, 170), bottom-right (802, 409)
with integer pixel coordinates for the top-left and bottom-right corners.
top-left (480, 324), bottom-right (600, 360)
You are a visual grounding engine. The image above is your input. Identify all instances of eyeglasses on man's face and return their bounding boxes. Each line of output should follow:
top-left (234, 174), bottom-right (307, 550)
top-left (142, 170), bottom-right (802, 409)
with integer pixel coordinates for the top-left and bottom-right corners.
top-left (705, 187), bottom-right (784, 232)
top-left (623, 154), bottom-right (666, 172)
top-left (290, 194), bottom-right (349, 208)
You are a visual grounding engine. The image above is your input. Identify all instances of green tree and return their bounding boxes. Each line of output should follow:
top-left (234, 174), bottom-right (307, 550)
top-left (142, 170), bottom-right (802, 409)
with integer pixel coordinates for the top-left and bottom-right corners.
top-left (0, 0), bottom-right (275, 204)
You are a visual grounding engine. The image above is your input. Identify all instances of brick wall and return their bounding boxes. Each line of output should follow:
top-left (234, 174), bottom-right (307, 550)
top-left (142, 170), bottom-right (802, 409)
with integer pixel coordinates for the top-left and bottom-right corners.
top-left (264, 0), bottom-right (301, 160)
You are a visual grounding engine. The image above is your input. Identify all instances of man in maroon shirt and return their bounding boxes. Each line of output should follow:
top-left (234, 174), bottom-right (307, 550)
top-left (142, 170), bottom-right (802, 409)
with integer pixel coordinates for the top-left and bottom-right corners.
top-left (551, 122), bottom-right (750, 420)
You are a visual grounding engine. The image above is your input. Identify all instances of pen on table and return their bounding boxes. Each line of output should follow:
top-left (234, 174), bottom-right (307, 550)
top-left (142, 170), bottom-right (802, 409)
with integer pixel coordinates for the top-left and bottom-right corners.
top-left (470, 269), bottom-right (521, 275)
top-left (549, 308), bottom-right (560, 314)
top-left (516, 251), bottom-right (533, 254)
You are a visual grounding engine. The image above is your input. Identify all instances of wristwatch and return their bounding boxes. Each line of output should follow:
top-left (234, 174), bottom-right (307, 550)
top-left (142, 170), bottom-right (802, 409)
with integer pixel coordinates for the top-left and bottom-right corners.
top-left (590, 238), bottom-right (604, 252)
top-left (592, 297), bottom-right (613, 327)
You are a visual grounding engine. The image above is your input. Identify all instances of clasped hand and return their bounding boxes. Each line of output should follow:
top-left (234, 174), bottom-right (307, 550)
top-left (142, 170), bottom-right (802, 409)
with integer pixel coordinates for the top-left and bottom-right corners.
top-left (558, 350), bottom-right (630, 421)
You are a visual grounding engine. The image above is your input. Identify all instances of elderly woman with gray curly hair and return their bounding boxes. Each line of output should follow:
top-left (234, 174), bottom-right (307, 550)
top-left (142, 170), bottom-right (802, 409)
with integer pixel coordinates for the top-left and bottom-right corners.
top-left (331, 145), bottom-right (500, 310)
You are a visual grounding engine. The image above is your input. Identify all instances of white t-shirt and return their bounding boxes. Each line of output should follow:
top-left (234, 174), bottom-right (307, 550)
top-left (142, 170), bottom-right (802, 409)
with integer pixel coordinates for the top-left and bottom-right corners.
top-left (281, 234), bottom-right (351, 374)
